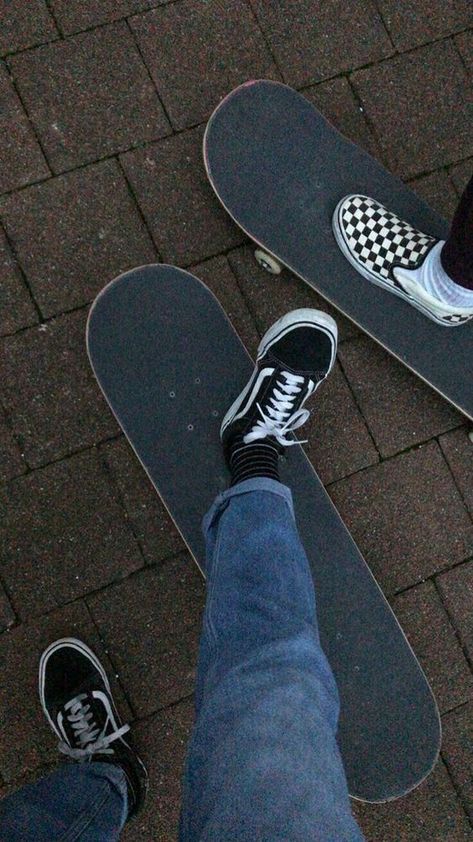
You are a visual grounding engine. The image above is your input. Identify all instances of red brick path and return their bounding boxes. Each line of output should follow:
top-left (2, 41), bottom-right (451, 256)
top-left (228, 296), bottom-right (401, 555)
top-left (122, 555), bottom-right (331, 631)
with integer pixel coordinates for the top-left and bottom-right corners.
top-left (1, 1), bottom-right (472, 838)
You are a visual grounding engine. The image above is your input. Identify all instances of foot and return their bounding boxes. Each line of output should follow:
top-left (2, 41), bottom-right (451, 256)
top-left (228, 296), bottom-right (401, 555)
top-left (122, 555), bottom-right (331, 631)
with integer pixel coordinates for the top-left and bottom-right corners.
top-left (221, 309), bottom-right (337, 483)
top-left (39, 637), bottom-right (148, 818)
top-left (332, 194), bottom-right (473, 326)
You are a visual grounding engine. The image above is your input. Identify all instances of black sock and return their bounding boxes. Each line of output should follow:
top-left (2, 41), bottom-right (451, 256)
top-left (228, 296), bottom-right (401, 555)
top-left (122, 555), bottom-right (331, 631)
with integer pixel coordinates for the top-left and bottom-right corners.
top-left (229, 439), bottom-right (281, 486)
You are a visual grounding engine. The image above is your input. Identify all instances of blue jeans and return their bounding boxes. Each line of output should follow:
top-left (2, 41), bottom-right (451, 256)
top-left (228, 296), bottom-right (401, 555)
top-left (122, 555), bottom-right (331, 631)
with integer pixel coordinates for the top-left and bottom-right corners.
top-left (0, 480), bottom-right (362, 841)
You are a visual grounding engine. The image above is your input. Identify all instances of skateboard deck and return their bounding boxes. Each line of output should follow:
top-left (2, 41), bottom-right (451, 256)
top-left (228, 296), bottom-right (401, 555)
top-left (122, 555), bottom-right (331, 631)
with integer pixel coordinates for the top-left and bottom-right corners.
top-left (87, 264), bottom-right (440, 803)
top-left (203, 79), bottom-right (472, 421)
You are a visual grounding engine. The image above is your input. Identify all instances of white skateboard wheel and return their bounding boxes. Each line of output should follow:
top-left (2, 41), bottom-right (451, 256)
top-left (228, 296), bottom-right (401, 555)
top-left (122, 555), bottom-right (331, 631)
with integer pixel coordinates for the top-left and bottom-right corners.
top-left (254, 249), bottom-right (282, 275)
top-left (468, 429), bottom-right (473, 444)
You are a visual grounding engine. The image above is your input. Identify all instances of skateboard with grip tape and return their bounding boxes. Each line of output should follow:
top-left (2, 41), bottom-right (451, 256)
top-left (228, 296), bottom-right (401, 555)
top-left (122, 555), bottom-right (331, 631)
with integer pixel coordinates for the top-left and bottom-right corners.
top-left (203, 79), bottom-right (473, 422)
top-left (87, 263), bottom-right (440, 803)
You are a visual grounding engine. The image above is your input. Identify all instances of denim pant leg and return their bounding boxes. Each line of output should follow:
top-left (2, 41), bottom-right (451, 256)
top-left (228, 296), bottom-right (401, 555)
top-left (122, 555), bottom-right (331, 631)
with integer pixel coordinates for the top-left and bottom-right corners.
top-left (180, 478), bottom-right (363, 842)
top-left (0, 762), bottom-right (128, 842)
top-left (441, 173), bottom-right (473, 288)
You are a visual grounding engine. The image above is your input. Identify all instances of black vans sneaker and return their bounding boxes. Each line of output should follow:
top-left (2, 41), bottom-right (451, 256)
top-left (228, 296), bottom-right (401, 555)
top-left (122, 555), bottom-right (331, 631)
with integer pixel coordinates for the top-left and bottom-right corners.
top-left (221, 309), bottom-right (337, 470)
top-left (39, 637), bottom-right (148, 818)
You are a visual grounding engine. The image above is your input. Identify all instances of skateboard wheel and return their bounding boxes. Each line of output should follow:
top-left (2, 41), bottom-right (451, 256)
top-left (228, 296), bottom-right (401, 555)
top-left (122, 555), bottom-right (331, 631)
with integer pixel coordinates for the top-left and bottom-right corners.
top-left (468, 429), bottom-right (473, 444)
top-left (254, 249), bottom-right (282, 275)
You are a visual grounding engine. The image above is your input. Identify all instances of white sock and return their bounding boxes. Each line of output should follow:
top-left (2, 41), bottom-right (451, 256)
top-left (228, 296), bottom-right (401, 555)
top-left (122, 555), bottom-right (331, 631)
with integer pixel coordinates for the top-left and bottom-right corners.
top-left (394, 241), bottom-right (473, 308)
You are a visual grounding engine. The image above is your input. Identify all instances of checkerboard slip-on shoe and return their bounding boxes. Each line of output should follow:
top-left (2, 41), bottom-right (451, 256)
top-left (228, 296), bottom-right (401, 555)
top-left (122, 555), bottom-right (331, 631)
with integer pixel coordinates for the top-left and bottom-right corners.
top-left (332, 194), bottom-right (473, 326)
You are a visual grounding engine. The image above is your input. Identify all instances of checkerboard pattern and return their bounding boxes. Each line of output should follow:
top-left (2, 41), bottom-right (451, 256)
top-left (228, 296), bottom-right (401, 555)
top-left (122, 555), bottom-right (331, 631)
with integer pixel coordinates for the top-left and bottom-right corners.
top-left (338, 195), bottom-right (436, 281)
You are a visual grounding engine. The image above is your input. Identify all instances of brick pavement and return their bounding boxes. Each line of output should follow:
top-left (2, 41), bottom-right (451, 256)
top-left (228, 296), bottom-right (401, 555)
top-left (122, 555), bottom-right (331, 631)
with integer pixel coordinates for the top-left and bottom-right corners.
top-left (0, 1), bottom-right (472, 838)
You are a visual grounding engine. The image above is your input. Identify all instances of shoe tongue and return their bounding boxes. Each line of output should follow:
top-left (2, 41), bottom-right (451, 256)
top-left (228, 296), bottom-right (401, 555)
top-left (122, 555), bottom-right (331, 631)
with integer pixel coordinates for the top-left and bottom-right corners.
top-left (271, 355), bottom-right (321, 384)
top-left (65, 673), bottom-right (101, 706)
top-left (268, 353), bottom-right (304, 376)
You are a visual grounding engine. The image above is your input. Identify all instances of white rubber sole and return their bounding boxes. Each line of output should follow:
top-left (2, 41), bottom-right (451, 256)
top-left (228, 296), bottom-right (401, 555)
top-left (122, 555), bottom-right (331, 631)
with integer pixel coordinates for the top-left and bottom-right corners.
top-left (220, 308), bottom-right (338, 437)
top-left (332, 198), bottom-right (472, 327)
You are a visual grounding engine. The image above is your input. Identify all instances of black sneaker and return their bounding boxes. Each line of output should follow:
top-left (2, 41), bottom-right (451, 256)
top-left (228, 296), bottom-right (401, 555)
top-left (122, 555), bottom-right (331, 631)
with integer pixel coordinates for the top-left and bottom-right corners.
top-left (39, 637), bottom-right (148, 818)
top-left (221, 308), bottom-right (337, 456)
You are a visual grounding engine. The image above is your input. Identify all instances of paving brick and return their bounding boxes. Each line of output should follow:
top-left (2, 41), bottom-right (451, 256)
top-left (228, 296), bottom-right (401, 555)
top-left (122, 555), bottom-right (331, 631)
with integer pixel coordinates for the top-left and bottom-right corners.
top-left (303, 77), bottom-right (380, 159)
top-left (227, 244), bottom-right (359, 343)
top-left (329, 442), bottom-right (473, 593)
top-left (130, 0), bottom-right (279, 130)
top-left (0, 766), bottom-right (58, 802)
top-left (392, 581), bottom-right (473, 712)
top-left (101, 437), bottom-right (184, 565)
top-left (0, 0), bottom-right (57, 56)
top-left (0, 227), bottom-right (37, 335)
top-left (0, 3), bottom-right (470, 834)
top-left (338, 336), bottom-right (461, 458)
top-left (456, 30), bottom-right (473, 76)
top-left (409, 169), bottom-right (461, 221)
top-left (251, 0), bottom-right (392, 88)
top-left (449, 158), bottom-right (473, 197)
top-left (0, 406), bottom-right (24, 482)
top-left (0, 160), bottom-right (157, 318)
top-left (8, 23), bottom-right (170, 173)
top-left (0, 63), bottom-right (49, 194)
top-left (352, 41), bottom-right (473, 179)
top-left (353, 759), bottom-right (472, 841)
top-left (121, 128), bottom-right (243, 265)
top-left (88, 557), bottom-right (205, 717)
top-left (191, 255), bottom-right (260, 357)
top-left (437, 561), bottom-right (473, 661)
top-left (122, 699), bottom-right (194, 842)
top-left (302, 362), bottom-right (379, 485)
top-left (0, 310), bottom-right (118, 466)
top-left (49, 0), bottom-right (150, 35)
top-left (439, 428), bottom-right (473, 518)
top-left (0, 581), bottom-right (15, 632)
top-left (0, 600), bottom-right (131, 781)
top-left (376, 0), bottom-right (473, 50)
top-left (1, 449), bottom-right (144, 618)
top-left (442, 701), bottom-right (473, 821)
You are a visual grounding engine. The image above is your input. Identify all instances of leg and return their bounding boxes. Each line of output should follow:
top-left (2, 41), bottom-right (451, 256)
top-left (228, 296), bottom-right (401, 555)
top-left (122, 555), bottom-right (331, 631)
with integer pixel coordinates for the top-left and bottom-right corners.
top-left (0, 762), bottom-right (127, 842)
top-left (180, 310), bottom-right (361, 840)
top-left (179, 309), bottom-right (361, 840)
top-left (180, 480), bottom-right (362, 842)
top-left (441, 174), bottom-right (473, 288)
top-left (0, 637), bottom-right (148, 841)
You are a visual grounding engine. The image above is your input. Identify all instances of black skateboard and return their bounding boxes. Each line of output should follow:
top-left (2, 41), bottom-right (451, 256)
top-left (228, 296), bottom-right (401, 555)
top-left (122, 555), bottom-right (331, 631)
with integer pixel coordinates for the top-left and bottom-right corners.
top-left (203, 79), bottom-right (472, 421)
top-left (87, 264), bottom-right (440, 802)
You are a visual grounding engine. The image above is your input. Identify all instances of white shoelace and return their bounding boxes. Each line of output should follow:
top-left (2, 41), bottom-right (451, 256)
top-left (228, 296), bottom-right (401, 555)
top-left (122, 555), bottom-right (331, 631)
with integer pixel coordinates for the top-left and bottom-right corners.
top-left (243, 371), bottom-right (313, 447)
top-left (58, 693), bottom-right (130, 760)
